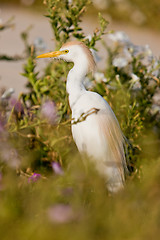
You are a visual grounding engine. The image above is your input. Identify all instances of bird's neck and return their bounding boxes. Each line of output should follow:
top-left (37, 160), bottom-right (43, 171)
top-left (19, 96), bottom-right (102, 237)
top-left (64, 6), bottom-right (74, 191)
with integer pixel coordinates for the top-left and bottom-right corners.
top-left (66, 63), bottom-right (87, 109)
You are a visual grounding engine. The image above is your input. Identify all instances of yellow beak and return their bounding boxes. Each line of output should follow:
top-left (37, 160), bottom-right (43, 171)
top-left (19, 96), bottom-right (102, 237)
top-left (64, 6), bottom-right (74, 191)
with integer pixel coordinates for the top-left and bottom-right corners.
top-left (36, 51), bottom-right (62, 59)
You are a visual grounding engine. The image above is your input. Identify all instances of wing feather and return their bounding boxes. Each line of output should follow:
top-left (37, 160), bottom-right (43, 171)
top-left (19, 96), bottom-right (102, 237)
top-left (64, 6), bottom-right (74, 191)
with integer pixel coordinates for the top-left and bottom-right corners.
top-left (97, 109), bottom-right (127, 182)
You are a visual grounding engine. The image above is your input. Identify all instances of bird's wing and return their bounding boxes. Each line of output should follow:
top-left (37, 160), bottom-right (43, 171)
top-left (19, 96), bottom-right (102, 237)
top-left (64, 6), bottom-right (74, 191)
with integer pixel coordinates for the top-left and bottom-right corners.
top-left (97, 109), bottom-right (127, 181)
top-left (71, 91), bottom-right (128, 182)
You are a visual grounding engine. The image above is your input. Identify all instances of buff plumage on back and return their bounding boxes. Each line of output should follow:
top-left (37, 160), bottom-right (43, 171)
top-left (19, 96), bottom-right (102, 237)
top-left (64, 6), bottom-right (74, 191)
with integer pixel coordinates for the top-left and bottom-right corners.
top-left (62, 41), bottom-right (96, 72)
top-left (99, 111), bottom-right (127, 178)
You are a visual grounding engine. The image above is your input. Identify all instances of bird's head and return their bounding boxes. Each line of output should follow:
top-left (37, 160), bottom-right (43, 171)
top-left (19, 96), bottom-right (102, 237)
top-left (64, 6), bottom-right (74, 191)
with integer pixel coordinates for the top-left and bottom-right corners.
top-left (36, 41), bottom-right (95, 73)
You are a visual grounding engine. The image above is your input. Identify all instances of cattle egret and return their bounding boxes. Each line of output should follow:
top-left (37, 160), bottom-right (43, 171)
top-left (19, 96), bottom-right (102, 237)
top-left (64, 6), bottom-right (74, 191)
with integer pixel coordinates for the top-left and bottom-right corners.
top-left (37, 41), bottom-right (128, 193)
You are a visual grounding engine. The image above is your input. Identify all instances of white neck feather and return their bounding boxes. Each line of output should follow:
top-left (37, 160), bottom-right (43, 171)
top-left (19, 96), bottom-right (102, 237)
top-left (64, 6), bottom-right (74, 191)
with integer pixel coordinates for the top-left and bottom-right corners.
top-left (66, 59), bottom-right (88, 109)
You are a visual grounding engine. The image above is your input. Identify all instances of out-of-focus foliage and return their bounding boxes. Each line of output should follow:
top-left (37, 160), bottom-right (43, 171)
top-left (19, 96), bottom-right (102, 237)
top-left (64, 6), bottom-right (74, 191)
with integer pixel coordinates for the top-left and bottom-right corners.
top-left (1, 0), bottom-right (160, 30)
top-left (0, 0), bottom-right (160, 239)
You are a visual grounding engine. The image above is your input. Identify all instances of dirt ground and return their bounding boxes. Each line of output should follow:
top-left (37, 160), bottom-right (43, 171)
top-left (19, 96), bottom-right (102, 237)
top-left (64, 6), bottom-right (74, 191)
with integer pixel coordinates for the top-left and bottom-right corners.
top-left (1, 4), bottom-right (160, 96)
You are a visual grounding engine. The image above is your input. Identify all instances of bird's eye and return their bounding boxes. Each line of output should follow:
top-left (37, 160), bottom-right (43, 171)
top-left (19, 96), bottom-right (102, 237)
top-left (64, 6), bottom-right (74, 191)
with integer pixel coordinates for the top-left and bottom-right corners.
top-left (64, 50), bottom-right (69, 53)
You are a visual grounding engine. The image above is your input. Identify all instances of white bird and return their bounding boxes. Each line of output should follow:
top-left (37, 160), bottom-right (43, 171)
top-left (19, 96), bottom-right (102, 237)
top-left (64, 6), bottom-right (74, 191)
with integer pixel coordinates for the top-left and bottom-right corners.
top-left (37, 41), bottom-right (128, 193)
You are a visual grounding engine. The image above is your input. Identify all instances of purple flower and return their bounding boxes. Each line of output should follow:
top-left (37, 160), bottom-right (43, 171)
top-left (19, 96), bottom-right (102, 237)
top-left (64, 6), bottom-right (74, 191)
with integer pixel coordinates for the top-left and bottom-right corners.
top-left (41, 100), bottom-right (57, 124)
top-left (28, 173), bottom-right (41, 183)
top-left (47, 204), bottom-right (75, 224)
top-left (10, 98), bottom-right (24, 114)
top-left (51, 161), bottom-right (63, 175)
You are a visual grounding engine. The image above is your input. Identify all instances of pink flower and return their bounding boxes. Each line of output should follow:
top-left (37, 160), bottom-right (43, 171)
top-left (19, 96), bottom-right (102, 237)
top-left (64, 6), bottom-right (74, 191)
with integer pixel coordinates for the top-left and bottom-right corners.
top-left (41, 100), bottom-right (57, 124)
top-left (51, 161), bottom-right (63, 175)
top-left (28, 173), bottom-right (41, 183)
top-left (48, 204), bottom-right (75, 224)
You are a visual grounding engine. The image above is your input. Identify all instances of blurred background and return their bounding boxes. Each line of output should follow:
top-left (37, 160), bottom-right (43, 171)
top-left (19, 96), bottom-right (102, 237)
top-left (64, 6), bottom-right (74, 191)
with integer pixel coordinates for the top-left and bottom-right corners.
top-left (0, 0), bottom-right (160, 96)
top-left (0, 2), bottom-right (160, 238)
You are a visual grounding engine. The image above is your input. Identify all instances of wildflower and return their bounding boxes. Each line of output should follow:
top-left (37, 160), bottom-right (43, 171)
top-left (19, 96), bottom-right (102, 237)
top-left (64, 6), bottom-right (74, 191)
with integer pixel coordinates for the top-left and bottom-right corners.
top-left (131, 73), bottom-right (140, 82)
top-left (48, 204), bottom-right (75, 224)
top-left (84, 77), bottom-right (94, 89)
top-left (28, 173), bottom-right (41, 183)
top-left (108, 31), bottom-right (130, 44)
top-left (51, 161), bottom-right (63, 175)
top-left (132, 81), bottom-right (141, 91)
top-left (112, 57), bottom-right (128, 68)
top-left (129, 44), bottom-right (153, 63)
top-left (41, 100), bottom-right (57, 124)
top-left (85, 35), bottom-right (92, 41)
top-left (149, 59), bottom-right (160, 77)
top-left (90, 49), bottom-right (101, 63)
top-left (112, 45), bottom-right (132, 69)
top-left (94, 72), bottom-right (107, 83)
top-left (10, 98), bottom-right (24, 114)
top-left (144, 45), bottom-right (152, 57)
top-left (130, 73), bottom-right (141, 90)
top-left (150, 104), bottom-right (160, 116)
top-left (34, 37), bottom-right (47, 52)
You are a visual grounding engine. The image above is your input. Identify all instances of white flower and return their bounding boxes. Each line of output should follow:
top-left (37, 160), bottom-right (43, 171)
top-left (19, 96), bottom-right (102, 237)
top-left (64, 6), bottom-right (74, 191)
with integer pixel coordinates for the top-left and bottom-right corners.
top-left (34, 37), bottom-right (47, 51)
top-left (112, 57), bottom-right (128, 68)
top-left (150, 104), bottom-right (160, 115)
top-left (90, 49), bottom-right (101, 63)
top-left (152, 61), bottom-right (160, 77)
top-left (129, 44), bottom-right (152, 58)
top-left (144, 45), bottom-right (152, 56)
top-left (132, 81), bottom-right (141, 90)
top-left (130, 73), bottom-right (141, 90)
top-left (85, 35), bottom-right (92, 41)
top-left (131, 73), bottom-right (139, 82)
top-left (112, 46), bottom-right (132, 69)
top-left (84, 77), bottom-right (94, 89)
top-left (123, 48), bottom-right (132, 61)
top-left (94, 72), bottom-right (107, 83)
top-left (108, 31), bottom-right (130, 44)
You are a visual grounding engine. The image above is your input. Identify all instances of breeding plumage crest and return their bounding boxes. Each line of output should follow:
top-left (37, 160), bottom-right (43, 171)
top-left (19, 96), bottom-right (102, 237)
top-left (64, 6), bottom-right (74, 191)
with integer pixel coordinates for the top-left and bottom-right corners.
top-left (62, 41), bottom-right (96, 72)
